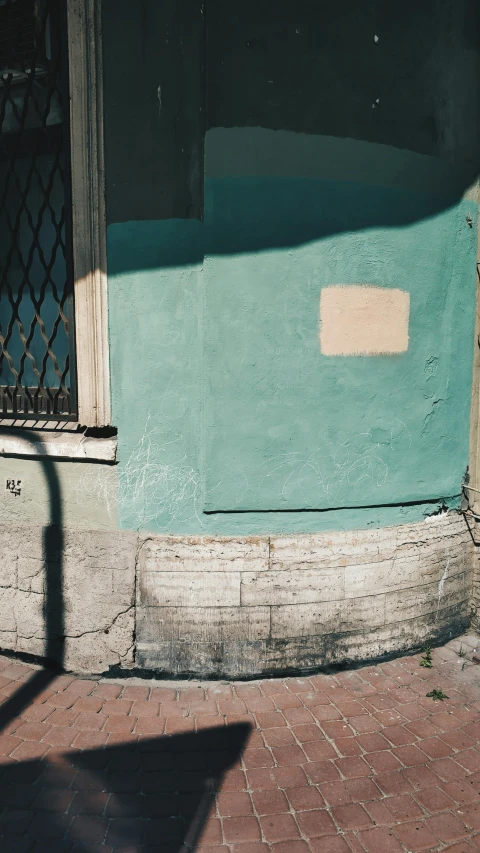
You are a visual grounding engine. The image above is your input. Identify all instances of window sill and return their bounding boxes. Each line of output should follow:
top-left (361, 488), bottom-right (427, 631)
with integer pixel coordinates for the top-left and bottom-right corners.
top-left (0, 429), bottom-right (117, 463)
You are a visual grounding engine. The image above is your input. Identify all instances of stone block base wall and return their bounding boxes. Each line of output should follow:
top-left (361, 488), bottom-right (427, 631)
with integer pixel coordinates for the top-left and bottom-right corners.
top-left (136, 513), bottom-right (474, 677)
top-left (0, 513), bottom-right (474, 676)
top-left (471, 520), bottom-right (480, 633)
top-left (0, 526), bottom-right (137, 673)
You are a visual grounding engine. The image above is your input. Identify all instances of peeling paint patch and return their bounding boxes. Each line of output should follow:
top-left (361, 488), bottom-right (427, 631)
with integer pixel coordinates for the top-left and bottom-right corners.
top-left (422, 398), bottom-right (446, 438)
top-left (424, 356), bottom-right (439, 378)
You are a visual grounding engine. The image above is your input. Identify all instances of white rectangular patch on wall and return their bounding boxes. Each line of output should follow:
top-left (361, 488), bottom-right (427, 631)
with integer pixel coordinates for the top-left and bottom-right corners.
top-left (319, 285), bottom-right (410, 356)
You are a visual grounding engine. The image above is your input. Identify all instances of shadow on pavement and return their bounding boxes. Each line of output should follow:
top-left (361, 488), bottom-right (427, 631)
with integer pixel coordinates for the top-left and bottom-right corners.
top-left (0, 722), bottom-right (251, 851)
top-left (0, 430), bottom-right (253, 850)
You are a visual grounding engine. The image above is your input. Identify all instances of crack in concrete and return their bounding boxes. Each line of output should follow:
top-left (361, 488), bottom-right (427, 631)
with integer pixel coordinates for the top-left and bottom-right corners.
top-left (60, 604), bottom-right (136, 640)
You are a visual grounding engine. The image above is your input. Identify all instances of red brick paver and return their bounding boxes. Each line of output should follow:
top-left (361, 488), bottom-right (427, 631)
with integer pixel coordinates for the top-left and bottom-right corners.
top-left (0, 634), bottom-right (479, 850)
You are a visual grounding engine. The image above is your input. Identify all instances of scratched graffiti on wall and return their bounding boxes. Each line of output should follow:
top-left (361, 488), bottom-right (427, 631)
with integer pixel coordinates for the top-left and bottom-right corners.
top-left (74, 418), bottom-right (202, 530)
top-left (206, 418), bottom-right (412, 511)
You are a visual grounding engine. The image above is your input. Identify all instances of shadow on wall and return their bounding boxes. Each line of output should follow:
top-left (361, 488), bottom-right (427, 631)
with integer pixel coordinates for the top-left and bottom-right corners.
top-left (0, 428), bottom-right (251, 850)
top-left (0, 428), bottom-right (64, 729)
top-left (103, 0), bottom-right (480, 267)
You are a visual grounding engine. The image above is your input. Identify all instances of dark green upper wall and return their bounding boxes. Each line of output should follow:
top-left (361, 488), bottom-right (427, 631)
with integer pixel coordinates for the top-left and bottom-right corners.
top-left (207, 0), bottom-right (479, 159)
top-left (102, 0), bottom-right (204, 223)
top-left (102, 0), bottom-right (480, 226)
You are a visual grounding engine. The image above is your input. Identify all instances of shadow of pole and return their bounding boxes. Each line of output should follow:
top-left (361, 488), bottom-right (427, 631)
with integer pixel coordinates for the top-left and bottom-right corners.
top-left (0, 723), bottom-right (252, 851)
top-left (0, 431), bottom-right (252, 851)
top-left (0, 427), bottom-right (64, 732)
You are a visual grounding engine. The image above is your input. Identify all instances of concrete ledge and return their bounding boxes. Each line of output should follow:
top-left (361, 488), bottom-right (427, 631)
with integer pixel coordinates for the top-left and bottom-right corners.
top-left (0, 430), bottom-right (117, 463)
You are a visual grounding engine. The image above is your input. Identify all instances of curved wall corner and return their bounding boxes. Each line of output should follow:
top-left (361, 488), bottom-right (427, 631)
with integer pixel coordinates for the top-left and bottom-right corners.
top-left (135, 513), bottom-right (473, 678)
top-left (0, 513), bottom-right (473, 677)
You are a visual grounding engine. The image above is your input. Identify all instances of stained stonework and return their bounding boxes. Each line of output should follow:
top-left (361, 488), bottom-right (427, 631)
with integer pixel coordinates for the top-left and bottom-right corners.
top-left (471, 524), bottom-right (480, 633)
top-left (0, 513), bottom-right (474, 676)
top-left (136, 513), bottom-right (474, 678)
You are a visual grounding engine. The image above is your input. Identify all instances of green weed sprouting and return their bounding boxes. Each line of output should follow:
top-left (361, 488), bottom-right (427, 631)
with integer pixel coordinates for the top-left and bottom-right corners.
top-left (426, 688), bottom-right (449, 701)
top-left (419, 646), bottom-right (433, 668)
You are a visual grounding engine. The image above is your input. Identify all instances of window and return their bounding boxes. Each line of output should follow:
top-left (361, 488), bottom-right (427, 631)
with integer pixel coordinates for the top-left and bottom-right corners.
top-left (0, 0), bottom-right (109, 429)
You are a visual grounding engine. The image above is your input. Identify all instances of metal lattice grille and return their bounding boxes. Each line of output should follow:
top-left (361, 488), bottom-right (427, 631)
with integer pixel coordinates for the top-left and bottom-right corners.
top-left (0, 0), bottom-right (76, 419)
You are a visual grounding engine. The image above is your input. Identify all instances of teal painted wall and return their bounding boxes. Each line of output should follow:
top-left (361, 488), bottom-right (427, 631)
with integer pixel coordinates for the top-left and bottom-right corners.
top-left (102, 1), bottom-right (479, 536)
top-left (108, 132), bottom-right (477, 534)
top-left (204, 184), bottom-right (475, 513)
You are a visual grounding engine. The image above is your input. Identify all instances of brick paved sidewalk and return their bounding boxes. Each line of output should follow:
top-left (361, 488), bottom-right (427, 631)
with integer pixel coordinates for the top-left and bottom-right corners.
top-left (0, 635), bottom-right (480, 852)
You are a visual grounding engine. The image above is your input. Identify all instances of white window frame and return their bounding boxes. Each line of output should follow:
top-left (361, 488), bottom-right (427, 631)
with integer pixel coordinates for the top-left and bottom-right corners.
top-left (0, 0), bottom-right (113, 461)
top-left (67, 0), bottom-right (110, 428)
